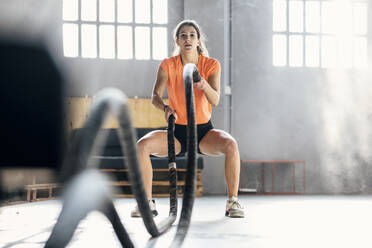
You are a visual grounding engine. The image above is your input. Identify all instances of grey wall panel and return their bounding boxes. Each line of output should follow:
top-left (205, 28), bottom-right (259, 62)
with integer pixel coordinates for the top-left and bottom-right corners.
top-left (231, 0), bottom-right (372, 193)
top-left (185, 0), bottom-right (230, 195)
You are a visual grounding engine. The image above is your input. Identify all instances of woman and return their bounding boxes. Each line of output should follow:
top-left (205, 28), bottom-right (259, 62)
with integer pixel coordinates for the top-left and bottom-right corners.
top-left (131, 20), bottom-right (244, 218)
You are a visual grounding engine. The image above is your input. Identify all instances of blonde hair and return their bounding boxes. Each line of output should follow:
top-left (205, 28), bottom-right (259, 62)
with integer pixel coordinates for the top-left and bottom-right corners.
top-left (172, 20), bottom-right (209, 57)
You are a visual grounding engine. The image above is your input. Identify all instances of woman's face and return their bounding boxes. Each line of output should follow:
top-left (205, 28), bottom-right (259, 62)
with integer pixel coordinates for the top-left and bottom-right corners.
top-left (176, 25), bottom-right (200, 53)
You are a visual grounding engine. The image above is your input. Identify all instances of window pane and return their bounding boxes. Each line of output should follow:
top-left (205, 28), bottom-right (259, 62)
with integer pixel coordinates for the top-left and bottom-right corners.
top-left (153, 27), bottom-right (167, 60)
top-left (82, 24), bottom-right (97, 58)
top-left (135, 26), bottom-right (150, 60)
top-left (353, 3), bottom-right (367, 35)
top-left (81, 0), bottom-right (97, 21)
top-left (273, 34), bottom-right (287, 66)
top-left (153, 0), bottom-right (168, 24)
top-left (322, 1), bottom-right (352, 34)
top-left (305, 1), bottom-right (320, 33)
top-left (338, 37), bottom-right (352, 69)
top-left (289, 0), bottom-right (303, 32)
top-left (99, 0), bottom-right (115, 22)
top-left (321, 36), bottom-right (337, 68)
top-left (273, 0), bottom-right (286, 32)
top-left (321, 2), bottom-right (336, 34)
top-left (118, 0), bottom-right (133, 23)
top-left (135, 0), bottom-right (150, 24)
top-left (353, 37), bottom-right (367, 68)
top-left (99, 25), bottom-right (115, 59)
top-left (118, 26), bottom-right (133, 59)
top-left (289, 35), bottom-right (303, 67)
top-left (63, 24), bottom-right (79, 57)
top-left (63, 0), bottom-right (78, 21)
top-left (337, 1), bottom-right (352, 35)
top-left (305, 35), bottom-right (319, 67)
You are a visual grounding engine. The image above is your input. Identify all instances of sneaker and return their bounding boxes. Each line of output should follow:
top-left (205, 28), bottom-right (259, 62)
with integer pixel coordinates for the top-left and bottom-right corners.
top-left (225, 196), bottom-right (244, 218)
top-left (131, 199), bottom-right (158, 218)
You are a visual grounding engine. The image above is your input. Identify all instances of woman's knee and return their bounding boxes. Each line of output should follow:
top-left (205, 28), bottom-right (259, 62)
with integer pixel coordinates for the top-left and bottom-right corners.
top-left (137, 131), bottom-right (166, 155)
top-left (223, 138), bottom-right (239, 156)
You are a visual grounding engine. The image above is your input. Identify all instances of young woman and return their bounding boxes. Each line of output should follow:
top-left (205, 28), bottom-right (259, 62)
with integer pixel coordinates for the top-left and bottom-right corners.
top-left (131, 20), bottom-right (244, 218)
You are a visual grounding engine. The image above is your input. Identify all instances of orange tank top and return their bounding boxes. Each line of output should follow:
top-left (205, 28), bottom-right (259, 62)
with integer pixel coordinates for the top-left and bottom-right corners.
top-left (160, 55), bottom-right (220, 125)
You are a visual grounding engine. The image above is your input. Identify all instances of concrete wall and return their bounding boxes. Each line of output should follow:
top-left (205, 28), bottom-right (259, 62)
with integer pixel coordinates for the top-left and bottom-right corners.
top-left (184, 0), bottom-right (230, 195)
top-left (231, 0), bottom-right (372, 193)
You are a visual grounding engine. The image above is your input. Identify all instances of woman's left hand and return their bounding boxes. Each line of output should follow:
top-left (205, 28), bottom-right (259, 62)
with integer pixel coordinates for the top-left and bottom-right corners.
top-left (193, 78), bottom-right (207, 91)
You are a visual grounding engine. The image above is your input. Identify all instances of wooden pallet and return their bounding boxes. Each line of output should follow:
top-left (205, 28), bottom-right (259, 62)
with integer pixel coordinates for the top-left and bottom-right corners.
top-left (102, 168), bottom-right (203, 197)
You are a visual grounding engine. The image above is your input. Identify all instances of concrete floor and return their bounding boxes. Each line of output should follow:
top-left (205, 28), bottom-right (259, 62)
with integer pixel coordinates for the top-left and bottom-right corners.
top-left (0, 195), bottom-right (371, 248)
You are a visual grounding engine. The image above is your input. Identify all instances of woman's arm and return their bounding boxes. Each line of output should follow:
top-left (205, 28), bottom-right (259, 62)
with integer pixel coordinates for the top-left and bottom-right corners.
top-left (194, 67), bottom-right (221, 106)
top-left (152, 66), bottom-right (177, 121)
top-left (152, 66), bottom-right (168, 110)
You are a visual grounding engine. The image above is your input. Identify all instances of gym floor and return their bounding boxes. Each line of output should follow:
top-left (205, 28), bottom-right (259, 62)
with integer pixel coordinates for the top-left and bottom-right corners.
top-left (1, 195), bottom-right (371, 248)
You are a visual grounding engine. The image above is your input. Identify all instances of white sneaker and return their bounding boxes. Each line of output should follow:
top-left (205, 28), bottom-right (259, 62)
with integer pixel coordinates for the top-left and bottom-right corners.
top-left (225, 196), bottom-right (244, 218)
top-left (131, 199), bottom-right (158, 218)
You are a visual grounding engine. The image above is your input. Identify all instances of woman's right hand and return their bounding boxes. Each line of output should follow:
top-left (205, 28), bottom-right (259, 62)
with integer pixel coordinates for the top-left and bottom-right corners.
top-left (164, 105), bottom-right (177, 122)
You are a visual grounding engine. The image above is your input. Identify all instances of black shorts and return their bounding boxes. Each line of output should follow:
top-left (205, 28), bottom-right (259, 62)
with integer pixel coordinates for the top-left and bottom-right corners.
top-left (173, 120), bottom-right (214, 155)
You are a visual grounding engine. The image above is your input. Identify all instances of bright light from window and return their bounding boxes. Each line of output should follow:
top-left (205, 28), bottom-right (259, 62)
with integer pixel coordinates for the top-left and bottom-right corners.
top-left (117, 26), bottom-right (133, 59)
top-left (153, 27), bottom-right (168, 60)
top-left (135, 0), bottom-right (150, 24)
top-left (289, 35), bottom-right (303, 67)
top-left (81, 0), bottom-right (97, 21)
top-left (305, 35), bottom-right (319, 67)
top-left (99, 25), bottom-right (115, 59)
top-left (289, 0), bottom-right (303, 33)
top-left (354, 3), bottom-right (367, 35)
top-left (322, 1), bottom-right (352, 35)
top-left (99, 0), bottom-right (115, 22)
top-left (135, 27), bottom-right (150, 60)
top-left (338, 37), bottom-right (352, 69)
top-left (82, 24), bottom-right (97, 58)
top-left (63, 0), bottom-right (168, 60)
top-left (153, 0), bottom-right (168, 24)
top-left (321, 36), bottom-right (337, 68)
top-left (353, 37), bottom-right (367, 68)
top-left (321, 2), bottom-right (336, 34)
top-left (337, 1), bottom-right (352, 35)
top-left (305, 1), bottom-right (320, 33)
top-left (273, 34), bottom-right (287, 67)
top-left (273, 0), bottom-right (367, 69)
top-left (117, 0), bottom-right (133, 23)
top-left (63, 23), bottom-right (78, 57)
top-left (63, 0), bottom-right (78, 21)
top-left (273, 0), bottom-right (287, 32)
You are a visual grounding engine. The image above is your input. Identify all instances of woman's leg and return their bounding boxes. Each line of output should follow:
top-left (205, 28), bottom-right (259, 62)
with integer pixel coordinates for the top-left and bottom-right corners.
top-left (137, 130), bottom-right (181, 199)
top-left (198, 129), bottom-right (240, 198)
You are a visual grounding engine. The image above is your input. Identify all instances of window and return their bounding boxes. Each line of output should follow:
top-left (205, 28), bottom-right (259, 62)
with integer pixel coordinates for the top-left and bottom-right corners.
top-left (272, 0), bottom-right (368, 68)
top-left (62, 0), bottom-right (168, 60)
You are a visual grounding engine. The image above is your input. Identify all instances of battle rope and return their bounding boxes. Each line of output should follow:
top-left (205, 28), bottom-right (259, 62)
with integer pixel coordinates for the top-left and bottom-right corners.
top-left (46, 64), bottom-right (200, 247)
top-left (170, 63), bottom-right (200, 247)
top-left (167, 114), bottom-right (178, 217)
top-left (45, 89), bottom-right (178, 247)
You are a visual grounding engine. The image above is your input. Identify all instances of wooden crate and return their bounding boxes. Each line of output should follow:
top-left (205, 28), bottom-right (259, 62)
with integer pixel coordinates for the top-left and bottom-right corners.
top-left (101, 168), bottom-right (203, 198)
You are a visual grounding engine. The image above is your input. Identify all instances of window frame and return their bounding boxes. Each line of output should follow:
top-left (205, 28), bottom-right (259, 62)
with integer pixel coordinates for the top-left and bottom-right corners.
top-left (272, 0), bottom-right (369, 69)
top-left (62, 0), bottom-right (169, 60)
